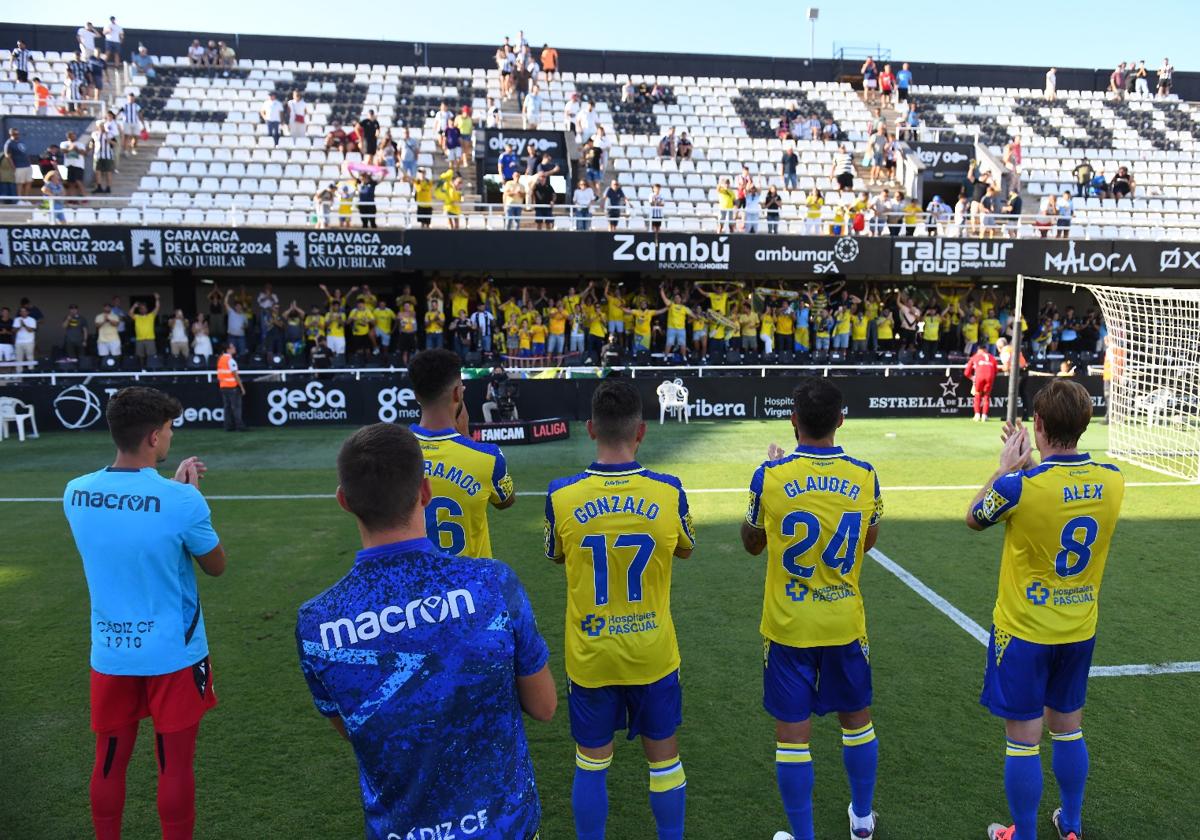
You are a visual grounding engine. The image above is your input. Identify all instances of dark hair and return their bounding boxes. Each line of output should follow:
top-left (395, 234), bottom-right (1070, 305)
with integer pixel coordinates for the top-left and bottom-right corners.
top-left (591, 379), bottom-right (642, 443)
top-left (408, 348), bottom-right (462, 402)
top-left (106, 386), bottom-right (182, 452)
top-left (1033, 379), bottom-right (1092, 448)
top-left (792, 377), bottom-right (843, 439)
top-left (337, 423), bottom-right (424, 530)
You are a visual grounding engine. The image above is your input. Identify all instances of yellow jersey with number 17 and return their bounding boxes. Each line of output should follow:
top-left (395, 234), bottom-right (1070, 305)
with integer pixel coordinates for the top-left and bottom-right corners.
top-left (545, 461), bottom-right (696, 688)
top-left (971, 453), bottom-right (1124, 644)
top-left (412, 425), bottom-right (514, 559)
top-left (747, 445), bottom-right (883, 648)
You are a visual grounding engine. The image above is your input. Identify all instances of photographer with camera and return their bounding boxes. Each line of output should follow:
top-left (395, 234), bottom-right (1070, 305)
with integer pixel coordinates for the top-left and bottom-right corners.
top-left (482, 364), bottom-right (519, 423)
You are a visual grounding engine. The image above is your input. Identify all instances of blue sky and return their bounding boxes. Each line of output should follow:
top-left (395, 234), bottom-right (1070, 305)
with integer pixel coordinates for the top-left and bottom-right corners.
top-left (10, 0), bottom-right (1198, 72)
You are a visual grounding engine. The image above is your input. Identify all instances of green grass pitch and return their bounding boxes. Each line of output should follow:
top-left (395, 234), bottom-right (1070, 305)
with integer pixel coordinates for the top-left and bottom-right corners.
top-left (1, 418), bottom-right (1196, 838)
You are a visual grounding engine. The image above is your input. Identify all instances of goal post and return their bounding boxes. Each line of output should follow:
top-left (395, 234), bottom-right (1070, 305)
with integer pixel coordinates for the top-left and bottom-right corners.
top-left (1018, 275), bottom-right (1200, 481)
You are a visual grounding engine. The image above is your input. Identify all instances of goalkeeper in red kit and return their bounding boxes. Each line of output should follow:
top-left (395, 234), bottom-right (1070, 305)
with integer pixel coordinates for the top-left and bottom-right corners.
top-left (964, 346), bottom-right (998, 422)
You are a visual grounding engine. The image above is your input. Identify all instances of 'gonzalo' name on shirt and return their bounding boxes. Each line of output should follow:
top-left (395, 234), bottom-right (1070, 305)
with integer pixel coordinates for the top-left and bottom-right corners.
top-left (574, 494), bottom-right (661, 524)
top-left (424, 458), bottom-right (482, 496)
top-left (783, 475), bottom-right (862, 501)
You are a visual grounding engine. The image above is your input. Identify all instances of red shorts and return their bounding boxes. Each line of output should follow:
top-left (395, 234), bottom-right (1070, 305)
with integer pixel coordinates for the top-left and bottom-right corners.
top-left (975, 377), bottom-right (995, 394)
top-left (90, 656), bottom-right (217, 734)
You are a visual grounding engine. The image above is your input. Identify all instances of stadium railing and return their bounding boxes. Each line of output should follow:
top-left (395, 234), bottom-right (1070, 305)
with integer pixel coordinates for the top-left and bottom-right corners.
top-left (0, 196), bottom-right (1197, 240)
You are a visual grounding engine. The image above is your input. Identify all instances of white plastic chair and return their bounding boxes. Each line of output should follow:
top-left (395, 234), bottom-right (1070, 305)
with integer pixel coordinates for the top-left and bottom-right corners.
top-left (0, 397), bottom-right (38, 441)
top-left (656, 378), bottom-right (689, 424)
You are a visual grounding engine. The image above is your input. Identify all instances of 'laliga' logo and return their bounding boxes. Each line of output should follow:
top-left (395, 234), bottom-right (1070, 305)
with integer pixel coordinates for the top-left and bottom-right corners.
top-left (834, 236), bottom-right (860, 263)
top-left (582, 614), bottom-right (606, 637)
top-left (54, 384), bottom-right (104, 429)
top-left (786, 580), bottom-right (810, 602)
top-left (1026, 582), bottom-right (1050, 606)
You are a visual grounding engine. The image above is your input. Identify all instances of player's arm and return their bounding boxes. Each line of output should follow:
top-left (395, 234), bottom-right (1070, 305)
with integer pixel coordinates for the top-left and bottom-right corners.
top-left (741, 463), bottom-right (768, 555)
top-left (503, 564), bottom-right (557, 720)
top-left (490, 450), bottom-right (516, 509)
top-left (966, 423), bottom-right (1030, 531)
top-left (517, 664), bottom-right (556, 721)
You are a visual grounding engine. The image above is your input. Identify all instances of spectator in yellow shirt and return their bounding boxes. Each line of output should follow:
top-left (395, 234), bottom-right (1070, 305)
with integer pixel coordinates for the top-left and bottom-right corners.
top-left (804, 187), bottom-right (825, 235)
top-left (408, 168), bottom-right (435, 228)
top-left (775, 304), bottom-right (795, 353)
top-left (850, 305), bottom-right (871, 356)
top-left (546, 304), bottom-right (568, 356)
top-left (435, 169), bottom-right (463, 229)
top-left (622, 302), bottom-right (667, 354)
top-left (396, 302), bottom-right (418, 363)
top-left (760, 307), bottom-right (776, 355)
top-left (529, 315), bottom-right (549, 356)
top-left (716, 177), bottom-right (736, 233)
top-left (324, 309), bottom-right (347, 356)
top-left (736, 303), bottom-right (760, 352)
top-left (424, 308), bottom-right (445, 349)
top-left (347, 299), bottom-right (376, 356)
top-left (131, 293), bottom-right (160, 360)
top-left (832, 305), bottom-right (852, 352)
top-left (372, 302), bottom-right (395, 351)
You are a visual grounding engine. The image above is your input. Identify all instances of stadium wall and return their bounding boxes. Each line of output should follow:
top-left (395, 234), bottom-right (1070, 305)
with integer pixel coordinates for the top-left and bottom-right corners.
top-left (12, 373), bottom-right (1104, 434)
top-left (2, 21), bottom-right (1196, 101)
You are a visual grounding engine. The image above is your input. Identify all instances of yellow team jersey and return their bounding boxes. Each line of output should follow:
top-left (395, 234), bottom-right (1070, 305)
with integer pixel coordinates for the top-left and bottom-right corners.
top-left (519, 328), bottom-right (532, 349)
top-left (708, 292), bottom-right (729, 314)
top-left (806, 195), bottom-right (823, 219)
top-left (833, 312), bottom-right (852, 336)
top-left (304, 314), bottom-right (325, 341)
top-left (501, 300), bottom-right (521, 326)
top-left (972, 453), bottom-right (1125, 644)
top-left (413, 179), bottom-right (435, 205)
top-left (923, 317), bottom-right (940, 341)
top-left (864, 300), bottom-right (880, 319)
top-left (374, 306), bottom-right (396, 335)
top-left (981, 318), bottom-right (1001, 344)
top-left (747, 445), bottom-right (883, 647)
top-left (586, 305), bottom-right (606, 338)
top-left (962, 321), bottom-right (980, 343)
top-left (632, 309), bottom-right (654, 337)
top-left (545, 461), bottom-right (696, 687)
top-left (325, 314), bottom-right (346, 338)
top-left (413, 426), bottom-right (514, 559)
top-left (564, 294), bottom-right (581, 315)
top-left (398, 312), bottom-right (418, 334)
top-left (549, 309), bottom-right (567, 335)
top-left (876, 316), bottom-right (894, 340)
top-left (690, 312), bottom-right (707, 332)
top-left (850, 314), bottom-right (870, 341)
top-left (667, 303), bottom-right (689, 330)
top-left (424, 311), bottom-right (444, 333)
top-left (776, 311), bottom-right (795, 335)
top-left (531, 324), bottom-right (548, 344)
top-left (760, 314), bottom-right (775, 338)
top-left (348, 308), bottom-right (374, 336)
top-left (133, 312), bottom-right (156, 341)
top-left (606, 295), bottom-right (625, 321)
top-left (451, 291), bottom-right (470, 319)
top-left (739, 311), bottom-right (759, 336)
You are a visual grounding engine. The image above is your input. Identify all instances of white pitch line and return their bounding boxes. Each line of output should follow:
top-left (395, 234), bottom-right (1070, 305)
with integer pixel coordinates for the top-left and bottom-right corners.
top-left (867, 547), bottom-right (991, 644)
top-left (867, 547), bottom-right (1200, 679)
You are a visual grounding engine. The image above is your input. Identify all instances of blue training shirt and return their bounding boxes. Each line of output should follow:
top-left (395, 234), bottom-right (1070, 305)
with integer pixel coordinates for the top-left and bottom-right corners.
top-left (296, 537), bottom-right (550, 840)
top-left (64, 466), bottom-right (220, 676)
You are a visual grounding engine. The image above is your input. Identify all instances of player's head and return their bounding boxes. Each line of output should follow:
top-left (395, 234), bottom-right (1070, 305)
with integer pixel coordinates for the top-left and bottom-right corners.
top-left (106, 386), bottom-right (182, 461)
top-left (790, 377), bottom-right (844, 442)
top-left (588, 379), bottom-right (645, 450)
top-left (336, 423), bottom-right (430, 534)
top-left (1032, 379), bottom-right (1091, 451)
top-left (408, 347), bottom-right (464, 409)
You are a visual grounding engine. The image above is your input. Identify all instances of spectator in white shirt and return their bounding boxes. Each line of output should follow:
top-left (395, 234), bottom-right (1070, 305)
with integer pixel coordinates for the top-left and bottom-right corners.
top-left (287, 90), bottom-right (308, 138)
top-left (103, 17), bottom-right (124, 65)
top-left (13, 305), bottom-right (37, 370)
top-left (522, 84), bottom-right (543, 129)
top-left (592, 125), bottom-right (612, 170)
top-left (187, 39), bottom-right (206, 65)
top-left (1045, 67), bottom-right (1057, 102)
top-left (94, 303), bottom-right (122, 356)
top-left (60, 131), bottom-right (87, 196)
top-left (486, 97), bottom-right (502, 129)
top-left (620, 79), bottom-right (636, 103)
top-left (563, 92), bottom-right (581, 125)
top-left (572, 179), bottom-right (596, 231)
top-left (119, 93), bottom-right (144, 155)
top-left (77, 23), bottom-right (99, 58)
top-left (575, 101), bottom-right (598, 144)
top-left (260, 91), bottom-right (284, 146)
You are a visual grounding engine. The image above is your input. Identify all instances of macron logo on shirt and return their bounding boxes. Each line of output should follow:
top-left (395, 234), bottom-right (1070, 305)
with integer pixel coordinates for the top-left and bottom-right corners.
top-left (71, 489), bottom-right (162, 513)
top-left (318, 589), bottom-right (477, 650)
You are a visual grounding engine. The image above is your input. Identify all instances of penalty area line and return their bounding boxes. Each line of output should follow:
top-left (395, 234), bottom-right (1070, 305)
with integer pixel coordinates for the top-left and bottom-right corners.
top-left (867, 547), bottom-right (1200, 679)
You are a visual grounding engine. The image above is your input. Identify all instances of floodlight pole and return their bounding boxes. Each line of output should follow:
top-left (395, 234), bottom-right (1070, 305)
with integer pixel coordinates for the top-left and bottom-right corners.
top-left (1006, 273), bottom-right (1026, 425)
top-left (807, 8), bottom-right (819, 65)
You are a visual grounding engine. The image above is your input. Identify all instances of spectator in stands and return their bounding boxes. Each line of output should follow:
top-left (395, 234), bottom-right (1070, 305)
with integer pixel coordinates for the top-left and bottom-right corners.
top-left (12, 305), bottom-right (36, 370)
top-left (575, 101), bottom-right (598, 145)
top-left (259, 91), bottom-right (283, 146)
top-left (88, 50), bottom-right (107, 101)
top-left (166, 309), bottom-right (190, 358)
top-left (78, 22), bottom-right (99, 58)
top-left (1001, 190), bottom-right (1022, 238)
top-left (355, 110), bottom-right (380, 159)
top-left (743, 184), bottom-right (762, 234)
top-left (657, 127), bottom-right (677, 160)
top-left (676, 132), bottom-right (693, 162)
top-left (399, 128), bottom-right (419, 180)
top-left (716, 178), bottom-right (736, 233)
top-left (57, 132), bottom-right (85, 197)
top-left (581, 140), bottom-right (604, 193)
top-left (101, 18), bottom-right (123, 65)
top-left (375, 129), bottom-right (396, 170)
top-left (968, 172), bottom-right (990, 236)
top-left (871, 189), bottom-right (891, 236)
top-left (357, 172), bottom-right (379, 229)
top-left (218, 41), bottom-right (236, 68)
top-left (592, 126), bottom-right (612, 171)
top-left (59, 304), bottom-right (87, 359)
top-left (861, 56), bottom-right (879, 104)
top-left (1133, 60), bottom-right (1149, 96)
top-left (602, 178), bottom-right (627, 232)
top-left (780, 145), bottom-right (799, 193)
top-left (926, 193), bottom-right (950, 236)
top-left (1088, 168), bottom-right (1108, 198)
top-left (1057, 191), bottom-right (1073, 238)
top-left (1072, 157), bottom-right (1093, 197)
top-left (435, 170), bottom-right (463, 229)
top-left (502, 170), bottom-right (525, 230)
top-left (63, 68), bottom-right (86, 114)
top-left (1110, 166), bottom-right (1134, 202)
top-left (1109, 62), bottom-right (1127, 101)
top-left (4, 128), bottom-right (31, 198)
top-left (522, 84), bottom-right (543, 129)
top-left (496, 45), bottom-right (513, 99)
top-left (41, 169), bottom-right (66, 224)
top-left (455, 107), bottom-right (473, 161)
top-left (287, 90), bottom-right (309, 138)
top-left (621, 78), bottom-right (636, 103)
top-left (1157, 58), bottom-right (1173, 97)
top-left (409, 168), bottom-right (435, 228)
top-left (131, 45), bottom-right (155, 80)
top-left (447, 308), bottom-right (474, 358)
top-left (804, 187), bottom-right (824, 235)
top-left (312, 183), bottom-right (335, 228)
top-left (192, 315), bottom-right (213, 359)
top-left (649, 183), bottom-right (665, 232)
top-left (119, 92), bottom-right (145, 156)
top-left (187, 39), bottom-right (204, 64)
top-left (10, 39), bottom-right (32, 84)
top-left (31, 76), bottom-right (50, 116)
top-left (879, 64), bottom-right (896, 108)
top-left (1042, 67), bottom-right (1057, 102)
top-left (831, 144), bottom-right (854, 193)
top-left (821, 116), bottom-right (839, 143)
top-left (88, 302), bottom-right (120, 358)
top-left (131, 295), bottom-right (159, 361)
top-left (324, 120), bottom-right (349, 154)
top-left (571, 178), bottom-right (595, 231)
top-left (763, 186), bottom-right (782, 235)
top-left (471, 302), bottom-right (496, 355)
top-left (896, 62), bottom-right (913, 101)
top-left (868, 126), bottom-right (888, 186)
top-left (521, 140), bottom-right (540, 177)
top-left (443, 120), bottom-right (463, 170)
top-left (562, 92), bottom-right (581, 128)
top-left (1033, 193), bottom-right (1057, 238)
top-left (979, 185), bottom-right (1000, 238)
top-left (901, 193), bottom-right (922, 237)
top-left (88, 118), bottom-right (116, 194)
top-left (540, 44), bottom-right (559, 80)
top-left (204, 40), bottom-right (219, 66)
top-left (897, 102), bottom-right (920, 140)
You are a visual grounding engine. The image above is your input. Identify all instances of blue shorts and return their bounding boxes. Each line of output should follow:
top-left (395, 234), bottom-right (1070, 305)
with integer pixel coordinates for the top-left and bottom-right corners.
top-left (666, 327), bottom-right (687, 347)
top-left (587, 167), bottom-right (602, 182)
top-left (763, 638), bottom-right (872, 722)
top-left (568, 670), bottom-right (682, 748)
top-left (980, 627), bottom-right (1095, 721)
top-left (608, 319), bottom-right (624, 334)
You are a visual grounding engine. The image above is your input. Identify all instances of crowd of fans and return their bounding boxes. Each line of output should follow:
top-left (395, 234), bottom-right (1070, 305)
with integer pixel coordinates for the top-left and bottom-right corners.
top-left (0, 279), bottom-right (1105, 374)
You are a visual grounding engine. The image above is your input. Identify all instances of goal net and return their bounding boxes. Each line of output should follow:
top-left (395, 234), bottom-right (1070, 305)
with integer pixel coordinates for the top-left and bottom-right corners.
top-left (1029, 278), bottom-right (1200, 481)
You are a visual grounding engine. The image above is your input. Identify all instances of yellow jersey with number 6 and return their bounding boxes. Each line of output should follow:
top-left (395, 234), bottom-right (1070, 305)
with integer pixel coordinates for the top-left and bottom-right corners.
top-left (747, 445), bottom-right (883, 648)
top-left (412, 425), bottom-right (514, 559)
top-left (545, 461), bottom-right (695, 687)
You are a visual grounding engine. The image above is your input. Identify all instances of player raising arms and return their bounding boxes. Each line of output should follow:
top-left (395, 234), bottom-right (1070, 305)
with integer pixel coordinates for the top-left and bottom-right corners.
top-left (407, 348), bottom-right (515, 557)
top-left (64, 387), bottom-right (227, 840)
top-left (967, 379), bottom-right (1125, 840)
top-left (297, 423), bottom-right (555, 840)
top-left (545, 380), bottom-right (696, 840)
top-left (741, 377), bottom-right (883, 840)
